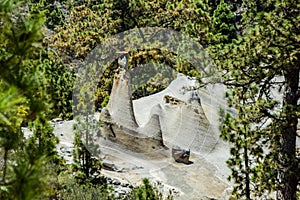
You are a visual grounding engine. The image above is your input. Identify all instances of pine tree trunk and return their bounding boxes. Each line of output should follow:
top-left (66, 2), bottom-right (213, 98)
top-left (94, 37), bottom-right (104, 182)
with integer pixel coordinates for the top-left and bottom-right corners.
top-left (2, 148), bottom-right (8, 183)
top-left (85, 116), bottom-right (89, 178)
top-left (244, 145), bottom-right (250, 199)
top-left (82, 151), bottom-right (85, 176)
top-left (85, 149), bottom-right (89, 178)
top-left (277, 69), bottom-right (299, 200)
top-left (85, 125), bottom-right (89, 178)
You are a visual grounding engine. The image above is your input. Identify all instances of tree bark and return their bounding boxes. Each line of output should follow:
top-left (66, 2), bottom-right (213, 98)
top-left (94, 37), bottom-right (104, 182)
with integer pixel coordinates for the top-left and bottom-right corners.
top-left (277, 68), bottom-right (299, 200)
top-left (2, 148), bottom-right (8, 183)
top-left (244, 145), bottom-right (250, 199)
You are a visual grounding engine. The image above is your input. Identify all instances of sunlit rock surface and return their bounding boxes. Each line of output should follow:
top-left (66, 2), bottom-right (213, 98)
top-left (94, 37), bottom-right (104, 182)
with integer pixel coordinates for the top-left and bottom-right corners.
top-left (100, 68), bottom-right (225, 155)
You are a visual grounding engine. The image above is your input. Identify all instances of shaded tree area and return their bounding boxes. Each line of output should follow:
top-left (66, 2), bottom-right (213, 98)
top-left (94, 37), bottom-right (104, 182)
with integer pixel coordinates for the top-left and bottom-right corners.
top-left (211, 0), bottom-right (300, 199)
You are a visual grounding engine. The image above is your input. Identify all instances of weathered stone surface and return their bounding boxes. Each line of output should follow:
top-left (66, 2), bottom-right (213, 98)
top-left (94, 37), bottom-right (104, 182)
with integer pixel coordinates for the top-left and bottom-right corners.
top-left (160, 92), bottom-right (212, 153)
top-left (100, 69), bottom-right (219, 155)
top-left (106, 68), bottom-right (138, 129)
top-left (100, 68), bottom-right (164, 153)
top-left (133, 76), bottom-right (217, 154)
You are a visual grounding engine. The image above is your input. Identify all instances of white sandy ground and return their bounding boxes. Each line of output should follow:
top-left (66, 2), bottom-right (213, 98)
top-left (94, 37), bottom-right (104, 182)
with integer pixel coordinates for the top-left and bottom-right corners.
top-left (48, 105), bottom-right (233, 199)
top-left (53, 121), bottom-right (232, 199)
top-left (51, 118), bottom-right (299, 200)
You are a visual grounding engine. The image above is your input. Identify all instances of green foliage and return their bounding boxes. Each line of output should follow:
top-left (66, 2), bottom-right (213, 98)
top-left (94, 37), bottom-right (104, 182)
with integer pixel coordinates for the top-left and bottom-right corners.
top-left (27, 117), bottom-right (59, 158)
top-left (208, 0), bottom-right (243, 14)
top-left (126, 178), bottom-right (173, 200)
top-left (57, 174), bottom-right (114, 200)
top-left (0, 1), bottom-right (59, 199)
top-left (126, 0), bottom-right (210, 45)
top-left (130, 62), bottom-right (176, 100)
top-left (0, 84), bottom-right (26, 154)
top-left (72, 115), bottom-right (101, 179)
top-left (209, 0), bottom-right (237, 44)
top-left (49, 2), bottom-right (122, 61)
top-left (0, 116), bottom-right (59, 200)
top-left (28, 0), bottom-right (68, 30)
top-left (213, 0), bottom-right (300, 199)
top-left (1, 147), bottom-right (56, 200)
top-left (42, 50), bottom-right (76, 119)
top-left (101, 95), bottom-right (110, 108)
top-left (57, 175), bottom-right (173, 200)
top-left (0, 1), bottom-right (49, 119)
top-left (48, 0), bottom-right (211, 109)
top-left (0, 85), bottom-right (26, 126)
top-left (23, 0), bottom-right (76, 119)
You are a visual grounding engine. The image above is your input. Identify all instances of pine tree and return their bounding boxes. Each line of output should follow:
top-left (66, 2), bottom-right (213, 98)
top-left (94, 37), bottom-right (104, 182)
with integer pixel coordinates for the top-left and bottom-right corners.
top-left (72, 75), bottom-right (101, 179)
top-left (209, 0), bottom-right (237, 44)
top-left (72, 118), bottom-right (100, 180)
top-left (0, 1), bottom-right (59, 198)
top-left (212, 0), bottom-right (300, 199)
top-left (41, 50), bottom-right (76, 119)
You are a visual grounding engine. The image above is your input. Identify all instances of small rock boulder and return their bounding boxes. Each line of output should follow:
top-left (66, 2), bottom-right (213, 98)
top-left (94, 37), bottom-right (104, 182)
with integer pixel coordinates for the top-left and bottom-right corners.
top-left (102, 159), bottom-right (123, 172)
top-left (102, 159), bottom-right (117, 171)
top-left (172, 146), bottom-right (190, 164)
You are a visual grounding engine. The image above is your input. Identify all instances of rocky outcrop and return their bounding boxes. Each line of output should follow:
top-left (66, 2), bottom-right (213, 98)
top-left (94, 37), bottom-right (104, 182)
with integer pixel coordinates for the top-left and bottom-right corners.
top-left (100, 68), bottom-right (218, 155)
top-left (100, 68), bottom-right (164, 153)
top-left (133, 74), bottom-right (218, 154)
top-left (159, 91), bottom-right (212, 153)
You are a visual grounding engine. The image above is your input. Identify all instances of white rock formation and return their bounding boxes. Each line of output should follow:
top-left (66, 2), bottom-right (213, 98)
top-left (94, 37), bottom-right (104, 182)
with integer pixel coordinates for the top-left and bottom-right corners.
top-left (100, 68), bottom-right (164, 153)
top-left (100, 68), bottom-right (224, 155)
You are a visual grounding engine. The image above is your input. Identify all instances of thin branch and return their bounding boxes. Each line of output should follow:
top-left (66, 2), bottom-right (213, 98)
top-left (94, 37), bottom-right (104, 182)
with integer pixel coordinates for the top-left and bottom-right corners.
top-left (261, 108), bottom-right (281, 121)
